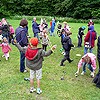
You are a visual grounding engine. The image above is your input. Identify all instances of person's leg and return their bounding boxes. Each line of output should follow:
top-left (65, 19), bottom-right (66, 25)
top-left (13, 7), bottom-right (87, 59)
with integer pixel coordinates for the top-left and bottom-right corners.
top-left (88, 64), bottom-right (94, 77)
top-left (66, 51), bottom-right (73, 63)
top-left (60, 56), bottom-right (67, 66)
top-left (84, 47), bottom-right (88, 55)
top-left (42, 45), bottom-right (45, 50)
top-left (30, 70), bottom-right (36, 93)
top-left (36, 68), bottom-right (42, 94)
top-left (89, 48), bottom-right (93, 53)
top-left (20, 52), bottom-right (25, 72)
top-left (78, 37), bottom-right (80, 47)
top-left (81, 62), bottom-right (87, 75)
top-left (80, 37), bottom-right (82, 47)
top-left (45, 45), bottom-right (47, 51)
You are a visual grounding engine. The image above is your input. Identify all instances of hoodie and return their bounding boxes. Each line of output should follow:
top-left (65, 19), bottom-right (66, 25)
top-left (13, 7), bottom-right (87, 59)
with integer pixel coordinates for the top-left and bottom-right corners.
top-left (15, 43), bottom-right (53, 70)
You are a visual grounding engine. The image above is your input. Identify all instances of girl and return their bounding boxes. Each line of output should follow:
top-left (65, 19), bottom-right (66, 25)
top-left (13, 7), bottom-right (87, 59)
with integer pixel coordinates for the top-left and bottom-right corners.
top-left (41, 28), bottom-right (50, 51)
top-left (75, 53), bottom-right (96, 78)
top-left (0, 37), bottom-right (12, 60)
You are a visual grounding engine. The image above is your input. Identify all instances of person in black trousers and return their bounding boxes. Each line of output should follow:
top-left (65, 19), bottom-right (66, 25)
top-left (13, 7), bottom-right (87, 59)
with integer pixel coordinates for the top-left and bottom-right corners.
top-left (60, 32), bottom-right (74, 66)
top-left (77, 26), bottom-right (86, 47)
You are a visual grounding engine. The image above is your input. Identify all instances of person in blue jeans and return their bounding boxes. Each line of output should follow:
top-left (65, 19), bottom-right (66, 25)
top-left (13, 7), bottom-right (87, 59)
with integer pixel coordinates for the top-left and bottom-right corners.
top-left (15, 19), bottom-right (28, 73)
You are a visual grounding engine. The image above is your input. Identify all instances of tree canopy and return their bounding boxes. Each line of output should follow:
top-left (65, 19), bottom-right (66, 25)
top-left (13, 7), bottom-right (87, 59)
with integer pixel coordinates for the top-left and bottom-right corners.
top-left (0, 0), bottom-right (100, 19)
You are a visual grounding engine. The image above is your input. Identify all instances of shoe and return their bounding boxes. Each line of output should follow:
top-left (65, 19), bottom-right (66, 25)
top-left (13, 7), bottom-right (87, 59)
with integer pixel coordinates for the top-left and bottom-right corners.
top-left (2, 55), bottom-right (5, 57)
top-left (81, 71), bottom-right (85, 75)
top-left (37, 88), bottom-right (42, 94)
top-left (30, 87), bottom-right (36, 93)
top-left (69, 59), bottom-right (73, 63)
top-left (24, 69), bottom-right (28, 73)
top-left (90, 72), bottom-right (94, 78)
top-left (24, 78), bottom-right (30, 81)
top-left (60, 64), bottom-right (65, 66)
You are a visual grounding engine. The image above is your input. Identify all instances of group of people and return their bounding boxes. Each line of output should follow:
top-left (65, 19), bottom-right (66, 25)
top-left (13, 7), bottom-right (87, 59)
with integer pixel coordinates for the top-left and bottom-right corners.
top-left (0, 17), bottom-right (100, 95)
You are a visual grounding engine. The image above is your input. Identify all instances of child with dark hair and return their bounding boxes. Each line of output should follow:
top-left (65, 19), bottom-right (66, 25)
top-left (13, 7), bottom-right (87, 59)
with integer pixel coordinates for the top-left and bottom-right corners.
top-left (57, 23), bottom-right (62, 34)
top-left (77, 26), bottom-right (86, 47)
top-left (60, 32), bottom-right (74, 66)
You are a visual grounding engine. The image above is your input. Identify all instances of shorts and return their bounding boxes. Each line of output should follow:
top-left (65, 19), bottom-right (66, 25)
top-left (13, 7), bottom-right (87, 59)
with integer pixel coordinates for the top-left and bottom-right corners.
top-left (30, 68), bottom-right (42, 80)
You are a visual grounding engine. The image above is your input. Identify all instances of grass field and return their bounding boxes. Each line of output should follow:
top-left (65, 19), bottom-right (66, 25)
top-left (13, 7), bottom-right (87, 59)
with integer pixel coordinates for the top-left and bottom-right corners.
top-left (0, 19), bottom-right (100, 100)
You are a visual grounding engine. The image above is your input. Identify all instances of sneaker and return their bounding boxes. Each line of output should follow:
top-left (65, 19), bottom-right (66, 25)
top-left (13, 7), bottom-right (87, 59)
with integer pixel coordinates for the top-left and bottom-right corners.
top-left (24, 78), bottom-right (30, 81)
top-left (30, 87), bottom-right (36, 93)
top-left (69, 59), bottom-right (73, 63)
top-left (60, 64), bottom-right (65, 66)
top-left (37, 88), bottom-right (42, 94)
top-left (81, 71), bottom-right (85, 75)
top-left (24, 69), bottom-right (28, 73)
top-left (90, 72), bottom-right (94, 78)
top-left (2, 55), bottom-right (5, 57)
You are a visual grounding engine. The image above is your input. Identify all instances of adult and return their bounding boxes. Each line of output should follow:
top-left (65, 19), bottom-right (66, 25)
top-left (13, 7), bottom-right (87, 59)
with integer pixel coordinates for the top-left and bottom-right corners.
top-left (32, 17), bottom-right (40, 41)
top-left (15, 19), bottom-right (28, 73)
top-left (93, 36), bottom-right (100, 88)
top-left (88, 19), bottom-right (94, 27)
top-left (0, 18), bottom-right (10, 41)
top-left (84, 25), bottom-right (97, 54)
top-left (77, 26), bottom-right (86, 47)
top-left (50, 18), bottom-right (56, 36)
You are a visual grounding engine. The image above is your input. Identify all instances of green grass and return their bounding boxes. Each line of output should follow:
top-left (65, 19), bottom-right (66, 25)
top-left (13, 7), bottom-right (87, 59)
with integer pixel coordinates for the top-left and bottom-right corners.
top-left (0, 19), bottom-right (100, 100)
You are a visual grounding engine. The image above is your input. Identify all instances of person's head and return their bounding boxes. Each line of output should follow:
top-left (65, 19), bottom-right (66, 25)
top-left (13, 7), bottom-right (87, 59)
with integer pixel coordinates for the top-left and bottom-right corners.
top-left (90, 19), bottom-right (93, 22)
top-left (33, 17), bottom-right (36, 22)
top-left (61, 29), bottom-right (65, 34)
top-left (20, 19), bottom-right (28, 27)
top-left (82, 55), bottom-right (91, 64)
top-left (3, 37), bottom-right (8, 43)
top-left (82, 26), bottom-right (86, 30)
top-left (88, 25), bottom-right (94, 31)
top-left (29, 37), bottom-right (38, 47)
top-left (1, 18), bottom-right (7, 25)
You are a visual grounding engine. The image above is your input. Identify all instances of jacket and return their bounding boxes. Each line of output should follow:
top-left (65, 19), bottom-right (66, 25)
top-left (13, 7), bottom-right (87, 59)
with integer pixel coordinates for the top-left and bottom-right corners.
top-left (63, 36), bottom-right (74, 51)
top-left (97, 36), bottom-right (100, 61)
top-left (0, 43), bottom-right (11, 53)
top-left (84, 25), bottom-right (96, 48)
top-left (78, 53), bottom-right (96, 70)
top-left (15, 43), bottom-right (53, 70)
top-left (32, 21), bottom-right (40, 33)
top-left (15, 26), bottom-right (28, 47)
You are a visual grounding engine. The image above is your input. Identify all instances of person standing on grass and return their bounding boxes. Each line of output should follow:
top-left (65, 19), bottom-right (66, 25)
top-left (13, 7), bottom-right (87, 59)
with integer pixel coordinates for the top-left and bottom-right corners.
top-left (15, 19), bottom-right (28, 73)
top-left (77, 26), bottom-right (86, 47)
top-left (60, 32), bottom-right (74, 66)
top-left (32, 17), bottom-right (40, 41)
top-left (50, 18), bottom-right (56, 36)
top-left (13, 37), bottom-right (56, 94)
top-left (84, 25), bottom-right (97, 54)
top-left (41, 28), bottom-right (50, 51)
top-left (0, 37), bottom-right (12, 60)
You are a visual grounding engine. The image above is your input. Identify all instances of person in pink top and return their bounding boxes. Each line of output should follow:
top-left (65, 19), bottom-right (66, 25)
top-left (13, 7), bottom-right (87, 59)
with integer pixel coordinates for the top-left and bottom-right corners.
top-left (75, 53), bottom-right (96, 78)
top-left (9, 24), bottom-right (15, 43)
top-left (0, 37), bottom-right (12, 60)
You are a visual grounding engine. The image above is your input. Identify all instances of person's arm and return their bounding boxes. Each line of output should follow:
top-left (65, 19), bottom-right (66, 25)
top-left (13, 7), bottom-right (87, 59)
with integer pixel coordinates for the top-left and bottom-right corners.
top-left (15, 43), bottom-right (27, 53)
top-left (68, 38), bottom-right (74, 47)
top-left (84, 31), bottom-right (90, 42)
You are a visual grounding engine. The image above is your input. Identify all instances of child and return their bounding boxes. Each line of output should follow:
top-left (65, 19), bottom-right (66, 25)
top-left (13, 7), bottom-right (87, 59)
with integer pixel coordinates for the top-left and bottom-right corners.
top-left (0, 37), bottom-right (12, 60)
top-left (14, 37), bottom-right (56, 94)
top-left (60, 32), bottom-right (74, 66)
top-left (41, 28), bottom-right (50, 51)
top-left (63, 22), bottom-right (71, 33)
top-left (77, 26), bottom-right (86, 47)
top-left (75, 53), bottom-right (96, 78)
top-left (57, 23), bottom-right (62, 34)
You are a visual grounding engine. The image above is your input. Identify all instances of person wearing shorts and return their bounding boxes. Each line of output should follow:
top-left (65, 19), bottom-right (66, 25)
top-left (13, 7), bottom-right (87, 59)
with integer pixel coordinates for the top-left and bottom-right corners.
top-left (14, 37), bottom-right (56, 94)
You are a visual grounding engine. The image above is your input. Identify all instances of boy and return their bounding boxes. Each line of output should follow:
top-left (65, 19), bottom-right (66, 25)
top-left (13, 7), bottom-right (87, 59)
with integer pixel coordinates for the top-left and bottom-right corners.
top-left (60, 32), bottom-right (74, 66)
top-left (14, 37), bottom-right (56, 94)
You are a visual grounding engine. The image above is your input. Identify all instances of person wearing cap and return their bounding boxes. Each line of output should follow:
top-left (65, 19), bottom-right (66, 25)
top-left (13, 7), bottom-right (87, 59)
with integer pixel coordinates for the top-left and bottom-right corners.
top-left (15, 19), bottom-right (28, 73)
top-left (14, 37), bottom-right (56, 94)
top-left (77, 26), bottom-right (86, 47)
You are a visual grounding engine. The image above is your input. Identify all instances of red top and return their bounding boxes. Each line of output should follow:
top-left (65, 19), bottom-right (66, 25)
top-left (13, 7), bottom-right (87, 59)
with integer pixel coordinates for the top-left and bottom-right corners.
top-left (84, 31), bottom-right (96, 48)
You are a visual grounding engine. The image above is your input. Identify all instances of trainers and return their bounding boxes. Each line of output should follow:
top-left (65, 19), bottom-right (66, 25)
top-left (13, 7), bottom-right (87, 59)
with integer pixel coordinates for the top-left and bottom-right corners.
top-left (90, 72), bottom-right (94, 78)
top-left (30, 87), bottom-right (36, 93)
top-left (60, 64), bottom-right (65, 66)
top-left (24, 69), bottom-right (28, 73)
top-left (37, 88), bottom-right (42, 94)
top-left (81, 71), bottom-right (85, 75)
top-left (69, 59), bottom-right (73, 63)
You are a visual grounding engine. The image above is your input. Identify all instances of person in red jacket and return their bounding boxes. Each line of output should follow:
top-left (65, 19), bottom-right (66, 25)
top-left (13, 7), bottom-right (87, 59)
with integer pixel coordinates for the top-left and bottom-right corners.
top-left (84, 25), bottom-right (97, 54)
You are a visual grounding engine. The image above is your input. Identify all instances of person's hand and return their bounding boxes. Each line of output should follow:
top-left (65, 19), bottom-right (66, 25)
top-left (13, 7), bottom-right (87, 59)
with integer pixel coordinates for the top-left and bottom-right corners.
top-left (12, 39), bottom-right (17, 45)
top-left (51, 45), bottom-right (57, 51)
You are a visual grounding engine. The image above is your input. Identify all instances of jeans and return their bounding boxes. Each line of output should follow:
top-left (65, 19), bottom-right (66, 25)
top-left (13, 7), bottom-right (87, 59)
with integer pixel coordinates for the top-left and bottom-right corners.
top-left (82, 62), bottom-right (93, 72)
top-left (20, 51), bottom-right (25, 72)
top-left (84, 47), bottom-right (93, 54)
top-left (78, 37), bottom-right (82, 47)
top-left (34, 32), bottom-right (40, 41)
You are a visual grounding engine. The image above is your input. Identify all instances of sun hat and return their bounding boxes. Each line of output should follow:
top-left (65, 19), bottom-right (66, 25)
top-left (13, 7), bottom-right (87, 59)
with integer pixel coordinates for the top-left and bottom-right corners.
top-left (30, 38), bottom-right (38, 46)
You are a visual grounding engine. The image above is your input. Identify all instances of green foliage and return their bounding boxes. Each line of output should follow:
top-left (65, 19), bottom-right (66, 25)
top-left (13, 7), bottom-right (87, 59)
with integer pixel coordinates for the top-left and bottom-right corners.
top-left (0, 0), bottom-right (100, 19)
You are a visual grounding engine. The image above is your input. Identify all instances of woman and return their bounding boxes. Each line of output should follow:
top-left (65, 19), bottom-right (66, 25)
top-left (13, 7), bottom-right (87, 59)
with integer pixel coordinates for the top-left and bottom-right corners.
top-left (15, 19), bottom-right (28, 73)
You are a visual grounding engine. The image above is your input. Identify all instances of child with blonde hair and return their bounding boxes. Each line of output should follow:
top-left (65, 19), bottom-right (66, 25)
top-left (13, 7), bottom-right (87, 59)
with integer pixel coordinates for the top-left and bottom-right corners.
top-left (0, 37), bottom-right (12, 60)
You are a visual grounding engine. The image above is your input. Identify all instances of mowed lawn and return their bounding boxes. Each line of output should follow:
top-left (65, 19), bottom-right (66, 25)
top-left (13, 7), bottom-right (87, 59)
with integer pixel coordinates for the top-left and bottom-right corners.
top-left (0, 19), bottom-right (100, 100)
